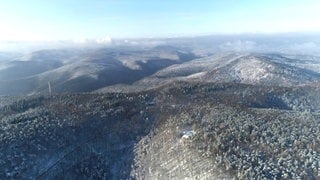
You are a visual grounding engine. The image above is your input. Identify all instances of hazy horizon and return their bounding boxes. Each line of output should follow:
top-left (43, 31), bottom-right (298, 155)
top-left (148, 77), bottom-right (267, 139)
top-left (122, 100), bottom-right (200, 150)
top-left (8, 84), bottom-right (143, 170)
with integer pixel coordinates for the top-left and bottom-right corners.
top-left (1, 0), bottom-right (320, 42)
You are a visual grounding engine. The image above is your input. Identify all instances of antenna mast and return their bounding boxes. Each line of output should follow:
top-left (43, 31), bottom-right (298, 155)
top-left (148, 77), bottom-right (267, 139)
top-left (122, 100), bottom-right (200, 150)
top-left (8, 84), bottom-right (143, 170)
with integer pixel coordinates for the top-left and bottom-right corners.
top-left (48, 81), bottom-right (52, 96)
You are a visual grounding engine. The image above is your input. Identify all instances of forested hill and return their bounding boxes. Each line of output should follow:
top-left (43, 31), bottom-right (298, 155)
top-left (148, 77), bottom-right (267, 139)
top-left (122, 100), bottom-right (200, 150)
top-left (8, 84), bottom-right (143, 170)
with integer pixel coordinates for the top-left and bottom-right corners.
top-left (0, 81), bottom-right (319, 179)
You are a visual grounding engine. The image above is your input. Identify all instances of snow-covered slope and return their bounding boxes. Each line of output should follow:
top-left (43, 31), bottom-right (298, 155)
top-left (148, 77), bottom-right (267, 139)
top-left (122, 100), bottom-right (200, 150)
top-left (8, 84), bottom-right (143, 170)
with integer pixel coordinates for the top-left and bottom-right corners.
top-left (125, 53), bottom-right (320, 90)
top-left (204, 55), bottom-right (320, 86)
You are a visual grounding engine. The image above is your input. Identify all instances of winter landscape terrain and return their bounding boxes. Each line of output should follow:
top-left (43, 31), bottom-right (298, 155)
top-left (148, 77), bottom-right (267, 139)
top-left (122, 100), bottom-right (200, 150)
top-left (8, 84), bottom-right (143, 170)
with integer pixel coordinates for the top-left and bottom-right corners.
top-left (0, 34), bottom-right (320, 179)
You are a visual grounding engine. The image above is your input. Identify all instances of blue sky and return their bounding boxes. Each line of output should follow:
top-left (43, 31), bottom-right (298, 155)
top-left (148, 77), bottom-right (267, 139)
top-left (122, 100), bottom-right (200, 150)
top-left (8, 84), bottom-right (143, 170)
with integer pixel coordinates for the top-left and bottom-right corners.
top-left (0, 0), bottom-right (319, 41)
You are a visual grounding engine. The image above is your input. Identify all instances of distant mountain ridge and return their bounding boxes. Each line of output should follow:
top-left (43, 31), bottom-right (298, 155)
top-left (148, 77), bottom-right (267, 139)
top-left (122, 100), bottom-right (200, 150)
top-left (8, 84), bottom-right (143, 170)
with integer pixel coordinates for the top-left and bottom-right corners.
top-left (97, 53), bottom-right (320, 93)
top-left (0, 47), bottom-right (197, 95)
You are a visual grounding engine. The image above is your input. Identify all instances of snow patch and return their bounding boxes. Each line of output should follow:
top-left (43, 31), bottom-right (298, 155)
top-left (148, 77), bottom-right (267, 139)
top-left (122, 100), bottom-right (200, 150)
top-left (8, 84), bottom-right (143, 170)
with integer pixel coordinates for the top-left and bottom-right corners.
top-left (233, 57), bottom-right (274, 82)
top-left (121, 60), bottom-right (141, 70)
top-left (181, 130), bottom-right (195, 139)
top-left (186, 71), bottom-right (207, 79)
